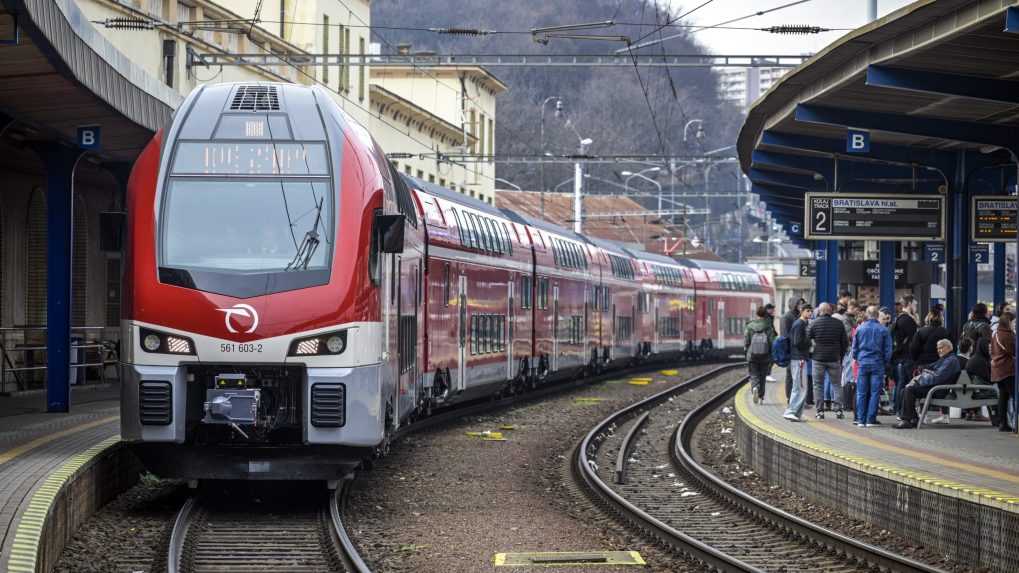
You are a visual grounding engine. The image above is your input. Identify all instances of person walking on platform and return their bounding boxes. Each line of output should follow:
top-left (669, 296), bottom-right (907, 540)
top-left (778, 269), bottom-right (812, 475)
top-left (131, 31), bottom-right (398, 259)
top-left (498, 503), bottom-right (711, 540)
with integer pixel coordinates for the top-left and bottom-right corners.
top-left (780, 298), bottom-right (802, 400)
top-left (745, 306), bottom-right (777, 404)
top-left (894, 340), bottom-right (961, 429)
top-left (783, 304), bottom-right (813, 422)
top-left (990, 312), bottom-right (1015, 432)
top-left (890, 296), bottom-right (918, 416)
top-left (808, 303), bottom-right (849, 419)
top-left (852, 306), bottom-right (892, 427)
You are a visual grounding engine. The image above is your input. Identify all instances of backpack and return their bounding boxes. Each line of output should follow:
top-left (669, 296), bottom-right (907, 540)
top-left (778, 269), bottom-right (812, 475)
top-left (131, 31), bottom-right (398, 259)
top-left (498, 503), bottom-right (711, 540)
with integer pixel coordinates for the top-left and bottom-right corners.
top-left (772, 335), bottom-right (791, 368)
top-left (749, 329), bottom-right (771, 359)
top-left (962, 320), bottom-right (990, 343)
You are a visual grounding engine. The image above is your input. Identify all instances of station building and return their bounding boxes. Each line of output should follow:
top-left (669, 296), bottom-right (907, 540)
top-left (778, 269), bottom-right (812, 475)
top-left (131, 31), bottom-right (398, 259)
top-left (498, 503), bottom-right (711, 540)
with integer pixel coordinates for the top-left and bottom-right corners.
top-left (0, 0), bottom-right (503, 408)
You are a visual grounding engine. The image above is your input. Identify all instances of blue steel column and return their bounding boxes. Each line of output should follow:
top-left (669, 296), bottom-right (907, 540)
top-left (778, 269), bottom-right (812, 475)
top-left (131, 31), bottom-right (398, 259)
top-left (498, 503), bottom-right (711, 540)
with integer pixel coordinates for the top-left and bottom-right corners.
top-left (815, 243), bottom-right (828, 304)
top-left (825, 240), bottom-right (839, 304)
top-left (947, 151), bottom-right (967, 336)
top-left (879, 242), bottom-right (896, 310)
top-left (35, 144), bottom-right (84, 413)
top-left (994, 243), bottom-right (1006, 311)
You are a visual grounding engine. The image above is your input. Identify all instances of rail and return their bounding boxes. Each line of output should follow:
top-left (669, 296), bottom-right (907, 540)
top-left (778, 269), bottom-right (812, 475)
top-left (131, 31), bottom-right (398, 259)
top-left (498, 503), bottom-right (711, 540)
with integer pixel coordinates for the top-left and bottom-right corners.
top-left (0, 325), bottom-right (119, 394)
top-left (577, 366), bottom-right (947, 572)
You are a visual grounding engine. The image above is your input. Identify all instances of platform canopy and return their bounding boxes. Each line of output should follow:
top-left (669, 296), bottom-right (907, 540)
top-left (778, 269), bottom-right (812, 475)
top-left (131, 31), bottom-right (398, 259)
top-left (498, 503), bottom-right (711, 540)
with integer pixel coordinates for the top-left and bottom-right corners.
top-left (739, 0), bottom-right (1019, 246)
top-left (0, 0), bottom-right (179, 163)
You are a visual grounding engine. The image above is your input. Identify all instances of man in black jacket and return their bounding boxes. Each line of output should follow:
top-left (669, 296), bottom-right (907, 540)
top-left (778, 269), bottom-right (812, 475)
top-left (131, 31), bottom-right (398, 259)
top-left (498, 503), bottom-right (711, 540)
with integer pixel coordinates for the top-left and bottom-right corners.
top-left (780, 298), bottom-right (802, 400)
top-left (890, 295), bottom-right (919, 416)
top-left (783, 304), bottom-right (813, 421)
top-left (808, 303), bottom-right (850, 419)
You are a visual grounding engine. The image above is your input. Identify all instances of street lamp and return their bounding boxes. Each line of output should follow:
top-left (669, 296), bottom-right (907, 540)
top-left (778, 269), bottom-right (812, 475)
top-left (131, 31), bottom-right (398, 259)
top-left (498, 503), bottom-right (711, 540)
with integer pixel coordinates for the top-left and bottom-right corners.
top-left (621, 167), bottom-right (663, 216)
top-left (683, 119), bottom-right (704, 142)
top-left (574, 137), bottom-right (593, 233)
top-left (539, 96), bottom-right (564, 216)
top-left (495, 177), bottom-right (522, 191)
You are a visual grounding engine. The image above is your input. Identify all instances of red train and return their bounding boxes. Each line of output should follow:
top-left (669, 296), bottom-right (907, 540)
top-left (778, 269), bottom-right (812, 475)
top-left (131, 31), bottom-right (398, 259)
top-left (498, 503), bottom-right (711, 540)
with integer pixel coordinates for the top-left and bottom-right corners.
top-left (120, 82), bottom-right (772, 481)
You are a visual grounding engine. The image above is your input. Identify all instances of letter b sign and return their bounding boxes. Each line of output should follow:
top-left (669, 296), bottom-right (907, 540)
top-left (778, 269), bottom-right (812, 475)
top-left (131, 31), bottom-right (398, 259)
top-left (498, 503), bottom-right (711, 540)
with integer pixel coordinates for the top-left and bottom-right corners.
top-left (846, 129), bottom-right (869, 153)
top-left (77, 126), bottom-right (101, 150)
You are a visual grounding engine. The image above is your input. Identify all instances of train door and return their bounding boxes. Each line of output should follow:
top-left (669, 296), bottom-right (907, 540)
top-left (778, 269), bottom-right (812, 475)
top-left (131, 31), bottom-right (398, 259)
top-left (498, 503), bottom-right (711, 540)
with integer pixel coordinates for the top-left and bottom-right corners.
top-left (716, 301), bottom-right (726, 350)
top-left (552, 285), bottom-right (560, 372)
top-left (653, 297), bottom-right (660, 354)
top-left (457, 274), bottom-right (468, 392)
top-left (507, 279), bottom-right (514, 379)
top-left (395, 261), bottom-right (420, 427)
top-left (583, 286), bottom-right (590, 365)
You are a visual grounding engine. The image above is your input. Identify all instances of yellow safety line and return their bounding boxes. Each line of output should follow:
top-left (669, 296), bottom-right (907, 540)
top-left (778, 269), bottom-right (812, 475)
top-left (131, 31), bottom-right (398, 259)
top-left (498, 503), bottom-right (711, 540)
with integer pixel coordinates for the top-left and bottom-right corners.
top-left (738, 384), bottom-right (1019, 510)
top-left (0, 416), bottom-right (118, 465)
top-left (5, 435), bottom-right (121, 573)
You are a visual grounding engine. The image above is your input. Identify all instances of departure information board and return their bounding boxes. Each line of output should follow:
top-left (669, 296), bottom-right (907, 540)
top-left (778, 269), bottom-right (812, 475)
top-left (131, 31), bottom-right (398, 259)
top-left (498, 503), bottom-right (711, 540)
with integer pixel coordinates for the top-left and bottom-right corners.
top-left (804, 193), bottom-right (945, 241)
top-left (971, 196), bottom-right (1017, 242)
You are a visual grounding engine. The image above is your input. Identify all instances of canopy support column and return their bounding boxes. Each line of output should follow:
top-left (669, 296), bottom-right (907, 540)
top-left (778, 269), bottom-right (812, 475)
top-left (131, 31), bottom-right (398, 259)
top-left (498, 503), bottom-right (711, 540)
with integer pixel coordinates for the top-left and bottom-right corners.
top-left (880, 242), bottom-right (896, 310)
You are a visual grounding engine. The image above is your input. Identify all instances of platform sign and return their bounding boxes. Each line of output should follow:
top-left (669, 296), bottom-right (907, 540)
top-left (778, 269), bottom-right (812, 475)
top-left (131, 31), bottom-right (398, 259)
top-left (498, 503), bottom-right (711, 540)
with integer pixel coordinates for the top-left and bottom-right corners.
top-left (971, 195), bottom-right (1017, 242)
top-left (846, 129), bottom-right (870, 153)
top-left (815, 249), bottom-right (827, 261)
top-left (76, 125), bottom-right (101, 150)
top-left (924, 243), bottom-right (945, 264)
top-left (804, 193), bottom-right (945, 241)
top-left (970, 243), bottom-right (990, 264)
top-left (798, 258), bottom-right (816, 277)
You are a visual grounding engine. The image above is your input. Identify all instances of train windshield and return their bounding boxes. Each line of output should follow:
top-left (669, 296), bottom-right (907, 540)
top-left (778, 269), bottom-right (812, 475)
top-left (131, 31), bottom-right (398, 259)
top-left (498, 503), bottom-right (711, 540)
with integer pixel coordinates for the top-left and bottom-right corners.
top-left (161, 179), bottom-right (332, 273)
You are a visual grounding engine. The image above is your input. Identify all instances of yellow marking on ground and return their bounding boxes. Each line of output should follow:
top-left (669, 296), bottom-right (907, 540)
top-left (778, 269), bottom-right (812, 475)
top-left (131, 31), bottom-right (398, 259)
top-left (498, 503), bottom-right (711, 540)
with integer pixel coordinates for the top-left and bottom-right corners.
top-left (659, 369), bottom-right (679, 376)
top-left (574, 397), bottom-right (606, 404)
top-left (6, 435), bottom-right (121, 573)
top-left (738, 385), bottom-right (1019, 511)
top-left (0, 416), bottom-right (118, 465)
top-left (499, 425), bottom-right (517, 431)
top-left (628, 380), bottom-right (651, 386)
top-left (465, 431), bottom-right (505, 440)
top-left (493, 551), bottom-right (645, 567)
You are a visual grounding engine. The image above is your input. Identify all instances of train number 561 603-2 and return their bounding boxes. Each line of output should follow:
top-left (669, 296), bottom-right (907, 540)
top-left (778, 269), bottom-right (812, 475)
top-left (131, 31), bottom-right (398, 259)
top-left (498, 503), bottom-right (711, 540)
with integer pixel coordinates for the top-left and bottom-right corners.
top-left (220, 343), bottom-right (263, 353)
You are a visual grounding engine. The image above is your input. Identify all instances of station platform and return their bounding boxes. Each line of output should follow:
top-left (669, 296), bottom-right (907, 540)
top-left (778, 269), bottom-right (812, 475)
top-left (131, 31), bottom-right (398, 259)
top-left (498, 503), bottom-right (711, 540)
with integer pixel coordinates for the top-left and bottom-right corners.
top-left (737, 371), bottom-right (1019, 510)
top-left (735, 368), bottom-right (1019, 571)
top-left (0, 385), bottom-right (121, 572)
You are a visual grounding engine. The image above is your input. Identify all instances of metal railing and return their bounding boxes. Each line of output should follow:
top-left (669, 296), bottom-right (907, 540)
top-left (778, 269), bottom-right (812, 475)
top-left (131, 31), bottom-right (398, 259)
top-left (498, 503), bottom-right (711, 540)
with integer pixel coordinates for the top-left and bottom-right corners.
top-left (0, 326), bottom-right (119, 394)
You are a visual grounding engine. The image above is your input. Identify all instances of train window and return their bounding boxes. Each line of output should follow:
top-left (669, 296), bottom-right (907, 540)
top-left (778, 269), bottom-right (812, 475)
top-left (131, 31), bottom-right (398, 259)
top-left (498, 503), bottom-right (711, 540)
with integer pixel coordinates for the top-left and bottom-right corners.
top-left (480, 217), bottom-right (493, 253)
top-left (501, 223), bottom-right (513, 255)
top-left (444, 263), bottom-right (451, 307)
top-left (521, 275), bottom-right (532, 309)
top-left (487, 218), bottom-right (503, 254)
top-left (450, 209), bottom-right (465, 246)
top-left (538, 278), bottom-right (549, 310)
top-left (369, 209), bottom-right (382, 285)
top-left (465, 213), bottom-right (480, 250)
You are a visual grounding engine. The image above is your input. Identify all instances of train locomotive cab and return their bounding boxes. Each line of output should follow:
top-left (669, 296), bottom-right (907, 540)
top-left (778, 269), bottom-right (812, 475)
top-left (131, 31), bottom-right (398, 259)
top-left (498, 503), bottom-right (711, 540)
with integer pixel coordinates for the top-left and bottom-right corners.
top-left (121, 82), bottom-right (409, 481)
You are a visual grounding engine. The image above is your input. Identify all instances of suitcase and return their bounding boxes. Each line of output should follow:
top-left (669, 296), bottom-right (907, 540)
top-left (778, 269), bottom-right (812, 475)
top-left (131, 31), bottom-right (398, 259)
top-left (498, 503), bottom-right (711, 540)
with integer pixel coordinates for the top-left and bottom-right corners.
top-left (842, 381), bottom-right (857, 417)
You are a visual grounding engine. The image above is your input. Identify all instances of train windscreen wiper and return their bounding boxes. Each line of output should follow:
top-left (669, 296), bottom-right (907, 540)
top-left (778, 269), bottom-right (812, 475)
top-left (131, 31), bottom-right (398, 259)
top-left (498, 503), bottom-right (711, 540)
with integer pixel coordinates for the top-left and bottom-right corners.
top-left (286, 196), bottom-right (324, 271)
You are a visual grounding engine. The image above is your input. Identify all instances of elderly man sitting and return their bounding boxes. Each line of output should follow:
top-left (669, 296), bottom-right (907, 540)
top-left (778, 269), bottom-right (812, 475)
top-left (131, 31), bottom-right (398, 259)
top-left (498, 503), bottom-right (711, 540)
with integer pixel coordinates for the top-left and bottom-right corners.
top-left (894, 339), bottom-right (961, 429)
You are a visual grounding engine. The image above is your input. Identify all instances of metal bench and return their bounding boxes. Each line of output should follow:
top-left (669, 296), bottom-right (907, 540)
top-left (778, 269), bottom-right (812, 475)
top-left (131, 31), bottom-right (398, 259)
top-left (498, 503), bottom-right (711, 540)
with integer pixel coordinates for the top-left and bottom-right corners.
top-left (917, 371), bottom-right (999, 428)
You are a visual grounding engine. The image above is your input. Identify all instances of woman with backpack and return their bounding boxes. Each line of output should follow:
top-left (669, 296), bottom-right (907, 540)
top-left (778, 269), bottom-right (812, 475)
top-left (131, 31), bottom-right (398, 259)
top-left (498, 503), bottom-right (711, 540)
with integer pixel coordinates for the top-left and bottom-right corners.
top-left (990, 312), bottom-right (1015, 432)
top-left (745, 306), bottom-right (777, 404)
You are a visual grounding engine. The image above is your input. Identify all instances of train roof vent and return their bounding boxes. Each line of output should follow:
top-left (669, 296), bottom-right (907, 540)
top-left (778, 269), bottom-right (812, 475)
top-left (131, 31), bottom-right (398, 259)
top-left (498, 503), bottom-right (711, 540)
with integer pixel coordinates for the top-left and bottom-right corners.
top-left (229, 85), bottom-right (281, 111)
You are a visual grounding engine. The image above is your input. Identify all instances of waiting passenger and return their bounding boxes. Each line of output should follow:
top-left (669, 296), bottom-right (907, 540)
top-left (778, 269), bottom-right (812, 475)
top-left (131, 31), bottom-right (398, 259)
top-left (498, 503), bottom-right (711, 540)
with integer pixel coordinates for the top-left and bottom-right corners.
top-left (744, 306), bottom-right (777, 404)
top-left (910, 311), bottom-right (950, 370)
top-left (780, 298), bottom-right (802, 400)
top-left (808, 303), bottom-right (849, 419)
top-left (894, 339), bottom-right (961, 429)
top-left (782, 304), bottom-right (813, 422)
top-left (961, 303), bottom-right (993, 346)
top-left (890, 296), bottom-right (918, 417)
top-left (852, 306), bottom-right (892, 427)
top-left (990, 312), bottom-right (1015, 432)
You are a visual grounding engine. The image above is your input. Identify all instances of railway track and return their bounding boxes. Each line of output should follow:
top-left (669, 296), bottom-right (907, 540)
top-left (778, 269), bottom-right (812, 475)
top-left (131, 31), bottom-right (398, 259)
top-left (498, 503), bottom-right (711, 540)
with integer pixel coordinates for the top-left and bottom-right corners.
top-left (576, 364), bottom-right (948, 573)
top-left (167, 482), bottom-right (370, 573)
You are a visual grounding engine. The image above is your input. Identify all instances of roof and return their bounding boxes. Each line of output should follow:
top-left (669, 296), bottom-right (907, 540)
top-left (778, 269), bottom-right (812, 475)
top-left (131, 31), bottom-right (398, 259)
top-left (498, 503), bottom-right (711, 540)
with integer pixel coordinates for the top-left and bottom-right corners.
top-left (404, 174), bottom-right (507, 217)
top-left (680, 259), bottom-right (759, 274)
top-left (495, 190), bottom-right (691, 253)
top-left (371, 84), bottom-right (475, 143)
top-left (737, 0), bottom-right (1019, 239)
top-left (373, 64), bottom-right (509, 94)
top-left (0, 0), bottom-right (179, 160)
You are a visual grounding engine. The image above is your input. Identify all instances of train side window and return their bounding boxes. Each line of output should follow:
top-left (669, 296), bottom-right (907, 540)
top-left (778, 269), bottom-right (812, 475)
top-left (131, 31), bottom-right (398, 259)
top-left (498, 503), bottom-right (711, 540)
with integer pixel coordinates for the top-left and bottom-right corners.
top-left (465, 213), bottom-right (480, 250)
top-left (443, 263), bottom-right (451, 307)
top-left (521, 275), bottom-right (532, 309)
top-left (501, 223), bottom-right (513, 255)
top-left (487, 218), bottom-right (503, 254)
top-left (369, 209), bottom-right (382, 286)
top-left (482, 218), bottom-right (495, 253)
top-left (450, 209), bottom-right (465, 246)
top-left (538, 278), bottom-right (549, 309)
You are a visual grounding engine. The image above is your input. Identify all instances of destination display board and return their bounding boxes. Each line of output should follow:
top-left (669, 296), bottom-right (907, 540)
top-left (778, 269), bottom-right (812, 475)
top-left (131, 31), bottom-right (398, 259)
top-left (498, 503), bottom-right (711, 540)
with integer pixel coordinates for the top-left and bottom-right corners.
top-left (804, 193), bottom-right (945, 241)
top-left (971, 196), bottom-right (1017, 242)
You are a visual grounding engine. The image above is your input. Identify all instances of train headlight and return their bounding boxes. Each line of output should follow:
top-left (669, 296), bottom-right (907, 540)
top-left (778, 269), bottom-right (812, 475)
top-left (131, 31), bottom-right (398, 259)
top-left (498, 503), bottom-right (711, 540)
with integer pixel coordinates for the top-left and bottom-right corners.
top-left (143, 334), bottom-right (162, 352)
top-left (325, 335), bottom-right (345, 354)
top-left (289, 330), bottom-right (348, 357)
top-left (139, 327), bottom-right (197, 355)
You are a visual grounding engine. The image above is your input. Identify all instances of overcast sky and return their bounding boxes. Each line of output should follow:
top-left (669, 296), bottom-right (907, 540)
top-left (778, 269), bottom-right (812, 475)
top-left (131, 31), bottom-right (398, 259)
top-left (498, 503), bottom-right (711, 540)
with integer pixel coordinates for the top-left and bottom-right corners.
top-left (665, 0), bottom-right (915, 55)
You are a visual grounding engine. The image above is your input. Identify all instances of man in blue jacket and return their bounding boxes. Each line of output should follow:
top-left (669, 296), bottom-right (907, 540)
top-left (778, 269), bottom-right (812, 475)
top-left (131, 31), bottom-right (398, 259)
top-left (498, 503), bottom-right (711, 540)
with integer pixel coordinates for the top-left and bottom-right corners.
top-left (894, 339), bottom-right (961, 429)
top-left (852, 305), bottom-right (892, 427)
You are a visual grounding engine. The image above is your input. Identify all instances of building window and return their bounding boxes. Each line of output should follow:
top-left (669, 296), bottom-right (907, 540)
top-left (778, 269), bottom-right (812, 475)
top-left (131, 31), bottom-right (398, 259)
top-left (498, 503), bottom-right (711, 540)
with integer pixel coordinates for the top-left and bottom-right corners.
top-left (417, 169), bottom-right (424, 179)
top-left (488, 118), bottom-right (494, 156)
top-left (469, 110), bottom-right (477, 153)
top-left (322, 15), bottom-right (330, 84)
top-left (469, 190), bottom-right (475, 198)
top-left (428, 174), bottom-right (435, 183)
top-left (440, 178), bottom-right (446, 187)
top-left (478, 193), bottom-right (485, 202)
top-left (479, 113), bottom-right (486, 156)
top-left (162, 39), bottom-right (176, 88)
top-left (404, 164), bottom-right (412, 175)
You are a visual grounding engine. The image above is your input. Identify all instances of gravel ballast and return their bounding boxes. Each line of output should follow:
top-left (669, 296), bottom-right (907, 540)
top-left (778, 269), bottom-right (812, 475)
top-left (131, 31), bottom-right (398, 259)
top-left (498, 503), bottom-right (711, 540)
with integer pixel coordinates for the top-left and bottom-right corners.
top-left (694, 400), bottom-right (987, 573)
top-left (345, 364), bottom-right (723, 573)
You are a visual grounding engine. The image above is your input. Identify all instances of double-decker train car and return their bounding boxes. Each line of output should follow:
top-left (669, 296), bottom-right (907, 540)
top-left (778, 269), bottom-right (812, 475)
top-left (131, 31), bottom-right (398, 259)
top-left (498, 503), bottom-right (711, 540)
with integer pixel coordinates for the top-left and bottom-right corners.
top-left (121, 82), bottom-right (772, 482)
